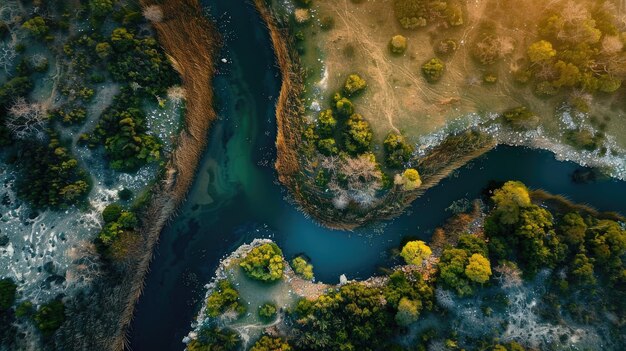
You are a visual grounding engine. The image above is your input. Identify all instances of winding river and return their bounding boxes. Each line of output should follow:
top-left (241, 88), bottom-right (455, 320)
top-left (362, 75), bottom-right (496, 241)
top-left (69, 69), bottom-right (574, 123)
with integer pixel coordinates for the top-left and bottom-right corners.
top-left (129, 1), bottom-right (626, 350)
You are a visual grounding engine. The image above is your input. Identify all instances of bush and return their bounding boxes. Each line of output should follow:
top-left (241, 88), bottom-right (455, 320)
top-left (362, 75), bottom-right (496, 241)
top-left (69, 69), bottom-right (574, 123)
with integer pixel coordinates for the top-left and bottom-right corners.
top-left (317, 138), bottom-right (338, 156)
top-left (395, 297), bottom-right (421, 326)
top-left (398, 168), bottom-right (422, 190)
top-left (98, 210), bottom-right (137, 245)
top-left (102, 204), bottom-right (123, 223)
top-left (335, 97), bottom-right (354, 116)
top-left (258, 303), bottom-right (277, 321)
top-left (206, 280), bottom-right (245, 318)
top-left (421, 58), bottom-right (445, 83)
top-left (389, 35), bottom-right (408, 54)
top-left (34, 299), bottom-right (65, 337)
top-left (434, 39), bottom-right (458, 57)
top-left (527, 40), bottom-right (556, 63)
top-left (464, 253), bottom-right (492, 284)
top-left (240, 243), bottom-right (284, 282)
top-left (502, 107), bottom-right (539, 130)
top-left (344, 113), bottom-right (373, 155)
top-left (400, 240), bottom-right (431, 266)
top-left (16, 138), bottom-right (91, 209)
top-left (250, 336), bottom-right (292, 351)
top-left (22, 17), bottom-right (49, 37)
top-left (316, 109), bottom-right (336, 137)
top-left (384, 132), bottom-right (414, 168)
top-left (188, 327), bottom-right (241, 351)
top-left (291, 256), bottom-right (314, 280)
top-left (15, 301), bottom-right (34, 318)
top-left (343, 74), bottom-right (367, 96)
top-left (0, 278), bottom-right (17, 310)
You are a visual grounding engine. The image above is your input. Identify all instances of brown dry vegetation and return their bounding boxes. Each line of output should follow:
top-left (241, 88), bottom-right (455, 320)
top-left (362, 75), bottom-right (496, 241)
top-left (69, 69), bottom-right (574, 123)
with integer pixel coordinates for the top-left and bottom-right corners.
top-left (298, 0), bottom-right (626, 145)
top-left (54, 1), bottom-right (220, 350)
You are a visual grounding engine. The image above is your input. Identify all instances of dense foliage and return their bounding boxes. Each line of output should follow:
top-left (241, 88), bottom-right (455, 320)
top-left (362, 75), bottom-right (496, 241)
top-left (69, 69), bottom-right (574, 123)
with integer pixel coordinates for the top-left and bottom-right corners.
top-left (205, 280), bottom-right (246, 318)
top-left (421, 58), bottom-right (445, 83)
top-left (240, 243), bottom-right (285, 282)
top-left (187, 327), bottom-right (241, 351)
top-left (0, 279), bottom-right (17, 311)
top-left (258, 302), bottom-right (277, 321)
top-left (15, 137), bottom-right (91, 209)
top-left (291, 256), bottom-right (314, 280)
top-left (34, 299), bottom-right (65, 337)
top-left (383, 132), bottom-right (414, 168)
top-left (393, 0), bottom-right (463, 29)
top-left (400, 240), bottom-right (431, 265)
top-left (250, 336), bottom-right (292, 351)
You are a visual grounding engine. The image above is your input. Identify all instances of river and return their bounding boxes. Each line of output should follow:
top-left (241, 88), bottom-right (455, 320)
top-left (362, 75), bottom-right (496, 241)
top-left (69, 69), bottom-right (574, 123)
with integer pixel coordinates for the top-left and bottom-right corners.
top-left (128, 1), bottom-right (626, 350)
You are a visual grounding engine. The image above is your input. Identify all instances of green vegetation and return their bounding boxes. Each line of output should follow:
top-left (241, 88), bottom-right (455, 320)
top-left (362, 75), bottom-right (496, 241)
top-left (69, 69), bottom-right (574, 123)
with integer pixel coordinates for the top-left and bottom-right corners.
top-left (15, 137), bottom-right (91, 209)
top-left (343, 74), bottom-right (367, 96)
top-left (0, 279), bottom-right (17, 311)
top-left (502, 107), bottom-right (539, 130)
top-left (398, 168), bottom-right (422, 190)
top-left (258, 302), bottom-right (277, 321)
top-left (187, 327), bottom-right (241, 351)
top-left (400, 240), bottom-right (431, 265)
top-left (21, 17), bottom-right (49, 38)
top-left (389, 35), bottom-right (408, 54)
top-left (393, 0), bottom-right (463, 29)
top-left (421, 58), bottom-right (445, 83)
top-left (205, 280), bottom-right (246, 318)
top-left (34, 300), bottom-right (65, 337)
top-left (344, 113), bottom-right (373, 154)
top-left (384, 132), bottom-right (414, 168)
top-left (291, 256), bottom-right (314, 280)
top-left (250, 336), bottom-right (292, 351)
top-left (240, 243), bottom-right (284, 282)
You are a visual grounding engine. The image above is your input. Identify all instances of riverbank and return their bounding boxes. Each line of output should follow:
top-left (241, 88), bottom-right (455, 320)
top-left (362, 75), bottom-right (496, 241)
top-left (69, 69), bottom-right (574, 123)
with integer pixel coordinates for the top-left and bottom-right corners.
top-left (254, 0), bottom-right (495, 230)
top-left (55, 1), bottom-right (220, 350)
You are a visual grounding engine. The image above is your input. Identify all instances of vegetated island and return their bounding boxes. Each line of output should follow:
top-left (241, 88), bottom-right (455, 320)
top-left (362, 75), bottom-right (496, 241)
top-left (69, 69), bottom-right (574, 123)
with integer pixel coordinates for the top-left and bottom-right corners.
top-left (256, 0), bottom-right (626, 229)
top-left (184, 181), bottom-right (626, 351)
top-left (0, 0), bottom-right (219, 350)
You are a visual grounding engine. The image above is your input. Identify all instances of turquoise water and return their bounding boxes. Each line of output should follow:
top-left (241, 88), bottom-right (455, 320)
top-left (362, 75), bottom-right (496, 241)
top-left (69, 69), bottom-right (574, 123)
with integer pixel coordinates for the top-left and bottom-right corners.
top-left (129, 1), bottom-right (626, 350)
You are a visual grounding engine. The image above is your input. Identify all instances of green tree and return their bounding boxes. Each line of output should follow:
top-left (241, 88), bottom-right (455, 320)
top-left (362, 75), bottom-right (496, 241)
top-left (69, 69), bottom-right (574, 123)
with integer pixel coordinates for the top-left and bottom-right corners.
top-left (421, 58), bottom-right (445, 83)
top-left (206, 280), bottom-right (246, 318)
top-left (335, 97), bottom-right (355, 116)
top-left (317, 138), bottom-right (338, 156)
top-left (571, 253), bottom-right (596, 286)
top-left (464, 253), bottom-right (492, 284)
top-left (239, 243), bottom-right (284, 282)
top-left (384, 132), bottom-right (414, 168)
top-left (438, 248), bottom-right (473, 296)
top-left (399, 168), bottom-right (422, 190)
top-left (250, 336), bottom-right (292, 351)
top-left (22, 17), bottom-right (49, 37)
top-left (258, 303), bottom-right (277, 322)
top-left (95, 42), bottom-right (112, 59)
top-left (34, 299), bottom-right (65, 337)
top-left (389, 35), bottom-right (408, 54)
top-left (316, 109), bottom-right (336, 137)
top-left (395, 297), bottom-right (421, 326)
top-left (291, 256), bottom-right (314, 280)
top-left (344, 113), bottom-right (373, 154)
top-left (344, 74), bottom-right (367, 96)
top-left (102, 204), bottom-right (123, 223)
top-left (559, 212), bottom-right (587, 246)
top-left (0, 278), bottom-right (17, 310)
top-left (400, 240), bottom-right (432, 266)
top-left (527, 40), bottom-right (556, 63)
top-left (491, 181), bottom-right (532, 225)
top-left (89, 0), bottom-right (113, 18)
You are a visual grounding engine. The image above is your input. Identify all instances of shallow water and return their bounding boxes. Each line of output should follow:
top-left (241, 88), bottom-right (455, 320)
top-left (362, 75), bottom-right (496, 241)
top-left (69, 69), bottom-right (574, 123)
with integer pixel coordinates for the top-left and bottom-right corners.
top-left (128, 1), bottom-right (626, 350)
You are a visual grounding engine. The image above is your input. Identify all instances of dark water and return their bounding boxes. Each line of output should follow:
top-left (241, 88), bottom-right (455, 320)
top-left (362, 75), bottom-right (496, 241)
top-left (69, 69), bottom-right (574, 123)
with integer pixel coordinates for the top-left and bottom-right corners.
top-left (128, 1), bottom-right (626, 350)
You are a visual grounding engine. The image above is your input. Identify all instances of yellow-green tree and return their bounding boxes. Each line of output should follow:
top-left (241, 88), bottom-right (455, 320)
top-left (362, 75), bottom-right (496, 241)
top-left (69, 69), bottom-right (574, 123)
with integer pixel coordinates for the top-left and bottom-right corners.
top-left (400, 240), bottom-right (432, 266)
top-left (395, 297), bottom-right (421, 326)
top-left (399, 168), bottom-right (422, 190)
top-left (464, 253), bottom-right (492, 284)
top-left (491, 181), bottom-right (532, 225)
top-left (527, 40), bottom-right (556, 63)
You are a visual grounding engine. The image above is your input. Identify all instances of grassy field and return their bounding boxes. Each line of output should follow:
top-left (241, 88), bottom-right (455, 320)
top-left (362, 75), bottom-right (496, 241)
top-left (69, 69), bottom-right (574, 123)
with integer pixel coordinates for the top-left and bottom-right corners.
top-left (294, 0), bottom-right (626, 150)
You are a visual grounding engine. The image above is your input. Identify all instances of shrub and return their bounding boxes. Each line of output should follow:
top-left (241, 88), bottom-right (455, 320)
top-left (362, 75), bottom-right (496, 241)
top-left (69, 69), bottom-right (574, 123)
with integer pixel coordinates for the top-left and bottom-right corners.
top-left (502, 107), bottom-right (539, 130)
top-left (258, 303), bottom-right (277, 321)
top-left (34, 299), bottom-right (65, 336)
top-left (317, 138), bottom-right (338, 156)
top-left (250, 336), bottom-right (292, 351)
top-left (206, 280), bottom-right (246, 318)
top-left (343, 74), bottom-right (367, 96)
top-left (421, 58), bottom-right (445, 83)
top-left (344, 113), bottom-right (373, 155)
top-left (397, 168), bottom-right (422, 190)
top-left (395, 297), bottom-right (421, 326)
top-left (384, 132), bottom-right (414, 168)
top-left (434, 39), bottom-right (458, 57)
top-left (89, 0), bottom-right (114, 18)
top-left (15, 301), bottom-right (34, 318)
top-left (102, 204), bottom-right (123, 223)
top-left (527, 40), bottom-right (556, 63)
top-left (335, 97), bottom-right (354, 116)
top-left (400, 240), bottom-right (431, 265)
top-left (0, 278), bottom-right (17, 310)
top-left (98, 210), bottom-right (137, 245)
top-left (22, 17), bottom-right (49, 37)
top-left (565, 129), bottom-right (603, 151)
top-left (188, 327), bottom-right (241, 351)
top-left (316, 109), bottom-right (336, 137)
top-left (389, 35), bottom-right (408, 54)
top-left (464, 253), bottom-right (492, 284)
top-left (291, 256), bottom-right (314, 280)
top-left (240, 243), bottom-right (284, 282)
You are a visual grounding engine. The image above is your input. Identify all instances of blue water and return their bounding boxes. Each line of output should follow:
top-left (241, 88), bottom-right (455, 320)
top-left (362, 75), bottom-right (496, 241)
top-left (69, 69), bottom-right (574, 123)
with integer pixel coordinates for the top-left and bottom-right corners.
top-left (128, 1), bottom-right (626, 350)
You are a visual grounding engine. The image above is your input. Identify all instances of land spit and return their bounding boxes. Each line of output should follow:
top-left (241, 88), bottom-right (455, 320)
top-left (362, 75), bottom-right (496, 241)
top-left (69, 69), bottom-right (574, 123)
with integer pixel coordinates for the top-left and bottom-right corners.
top-left (54, 1), bottom-right (220, 350)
